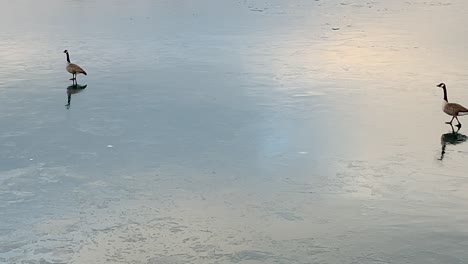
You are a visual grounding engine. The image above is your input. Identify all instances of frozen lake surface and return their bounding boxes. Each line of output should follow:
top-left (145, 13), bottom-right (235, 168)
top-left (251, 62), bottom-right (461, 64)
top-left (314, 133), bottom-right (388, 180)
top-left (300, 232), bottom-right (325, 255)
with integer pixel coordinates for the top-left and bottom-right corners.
top-left (1, 0), bottom-right (468, 263)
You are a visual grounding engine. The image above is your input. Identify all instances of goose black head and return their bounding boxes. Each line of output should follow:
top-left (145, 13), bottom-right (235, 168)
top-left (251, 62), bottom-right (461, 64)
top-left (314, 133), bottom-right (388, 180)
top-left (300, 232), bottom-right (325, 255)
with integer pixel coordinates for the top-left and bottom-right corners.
top-left (437, 83), bottom-right (446, 88)
top-left (63, 50), bottom-right (68, 54)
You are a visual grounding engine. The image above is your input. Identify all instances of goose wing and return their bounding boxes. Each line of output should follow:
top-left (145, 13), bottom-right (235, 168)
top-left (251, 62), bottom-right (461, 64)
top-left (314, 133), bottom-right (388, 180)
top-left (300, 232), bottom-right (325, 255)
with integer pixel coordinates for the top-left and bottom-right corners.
top-left (447, 103), bottom-right (468, 115)
top-left (68, 63), bottom-right (87, 75)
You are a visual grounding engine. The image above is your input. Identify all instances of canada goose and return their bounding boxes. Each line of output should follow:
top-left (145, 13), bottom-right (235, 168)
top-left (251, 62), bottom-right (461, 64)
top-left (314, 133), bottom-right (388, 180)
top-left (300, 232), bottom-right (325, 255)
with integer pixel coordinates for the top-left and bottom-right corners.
top-left (437, 83), bottom-right (468, 128)
top-left (64, 50), bottom-right (87, 83)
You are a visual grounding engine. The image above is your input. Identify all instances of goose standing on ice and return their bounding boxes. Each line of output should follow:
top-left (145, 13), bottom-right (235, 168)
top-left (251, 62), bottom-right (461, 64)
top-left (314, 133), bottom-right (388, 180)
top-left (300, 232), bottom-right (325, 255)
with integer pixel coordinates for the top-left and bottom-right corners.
top-left (437, 82), bottom-right (468, 128)
top-left (64, 50), bottom-right (87, 84)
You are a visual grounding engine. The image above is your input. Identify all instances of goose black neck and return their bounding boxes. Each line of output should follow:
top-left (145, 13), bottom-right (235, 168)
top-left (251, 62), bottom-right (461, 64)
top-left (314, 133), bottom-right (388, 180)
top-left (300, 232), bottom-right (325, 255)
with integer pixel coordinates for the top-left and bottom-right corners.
top-left (66, 53), bottom-right (70, 63)
top-left (443, 86), bottom-right (448, 102)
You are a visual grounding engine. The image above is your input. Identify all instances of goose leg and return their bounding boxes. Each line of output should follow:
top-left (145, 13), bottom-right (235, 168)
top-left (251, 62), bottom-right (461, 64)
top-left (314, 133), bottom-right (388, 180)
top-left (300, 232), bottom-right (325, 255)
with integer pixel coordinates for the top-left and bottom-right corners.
top-left (446, 116), bottom-right (455, 124)
top-left (456, 116), bottom-right (462, 128)
top-left (449, 123), bottom-right (455, 133)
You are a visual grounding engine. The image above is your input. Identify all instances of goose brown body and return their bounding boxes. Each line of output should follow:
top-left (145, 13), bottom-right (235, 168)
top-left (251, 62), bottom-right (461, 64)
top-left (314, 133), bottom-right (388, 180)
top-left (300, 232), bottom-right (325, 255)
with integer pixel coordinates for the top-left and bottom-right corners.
top-left (66, 63), bottom-right (87, 75)
top-left (443, 102), bottom-right (468, 117)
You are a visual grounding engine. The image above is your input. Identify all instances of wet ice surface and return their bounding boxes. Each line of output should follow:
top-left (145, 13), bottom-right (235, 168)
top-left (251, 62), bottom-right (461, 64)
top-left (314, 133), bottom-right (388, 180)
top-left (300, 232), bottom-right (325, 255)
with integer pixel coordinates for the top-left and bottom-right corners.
top-left (1, 0), bottom-right (468, 263)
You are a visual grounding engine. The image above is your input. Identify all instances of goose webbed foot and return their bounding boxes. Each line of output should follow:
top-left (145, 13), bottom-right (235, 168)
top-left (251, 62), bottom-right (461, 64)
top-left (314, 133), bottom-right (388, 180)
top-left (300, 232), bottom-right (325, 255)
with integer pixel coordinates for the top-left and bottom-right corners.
top-left (456, 123), bottom-right (462, 129)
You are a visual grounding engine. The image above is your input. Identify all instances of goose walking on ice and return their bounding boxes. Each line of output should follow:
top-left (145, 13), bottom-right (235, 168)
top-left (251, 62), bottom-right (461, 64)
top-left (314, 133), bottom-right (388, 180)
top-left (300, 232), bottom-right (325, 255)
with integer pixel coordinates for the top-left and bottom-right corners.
top-left (64, 50), bottom-right (87, 84)
top-left (437, 82), bottom-right (468, 128)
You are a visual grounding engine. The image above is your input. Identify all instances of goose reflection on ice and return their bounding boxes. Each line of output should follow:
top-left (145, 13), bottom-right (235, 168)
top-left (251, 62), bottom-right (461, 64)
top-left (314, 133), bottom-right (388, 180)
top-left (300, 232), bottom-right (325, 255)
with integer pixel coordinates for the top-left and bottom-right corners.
top-left (66, 84), bottom-right (87, 109)
top-left (439, 124), bottom-right (468, 160)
